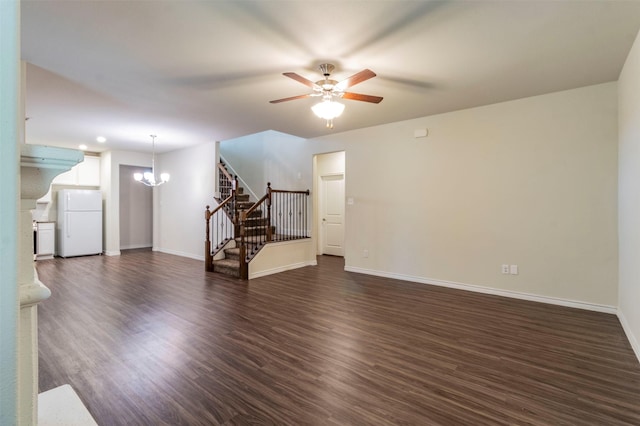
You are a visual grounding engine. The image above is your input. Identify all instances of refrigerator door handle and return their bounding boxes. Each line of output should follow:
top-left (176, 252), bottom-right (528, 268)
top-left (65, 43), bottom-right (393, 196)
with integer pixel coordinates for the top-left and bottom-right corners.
top-left (66, 213), bottom-right (70, 238)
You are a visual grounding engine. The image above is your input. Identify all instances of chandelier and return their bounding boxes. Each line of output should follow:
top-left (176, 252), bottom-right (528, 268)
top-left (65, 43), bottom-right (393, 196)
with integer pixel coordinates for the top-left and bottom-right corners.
top-left (133, 135), bottom-right (170, 186)
top-left (311, 98), bottom-right (345, 129)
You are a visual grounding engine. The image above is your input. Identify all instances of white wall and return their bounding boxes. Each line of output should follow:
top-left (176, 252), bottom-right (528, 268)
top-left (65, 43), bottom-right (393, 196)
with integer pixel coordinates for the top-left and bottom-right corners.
top-left (155, 141), bottom-right (215, 260)
top-left (221, 130), bottom-right (315, 196)
top-left (341, 83), bottom-right (619, 309)
top-left (222, 83), bottom-right (619, 310)
top-left (119, 165), bottom-right (152, 249)
top-left (249, 239), bottom-right (317, 279)
top-left (618, 29), bottom-right (640, 360)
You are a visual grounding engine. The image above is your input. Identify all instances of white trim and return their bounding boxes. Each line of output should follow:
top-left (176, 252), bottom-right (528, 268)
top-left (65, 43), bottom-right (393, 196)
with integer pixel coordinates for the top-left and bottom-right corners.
top-left (618, 309), bottom-right (640, 363)
top-left (264, 238), bottom-right (312, 248)
top-left (119, 244), bottom-right (152, 250)
top-left (344, 266), bottom-right (617, 314)
top-left (104, 250), bottom-right (121, 256)
top-left (155, 247), bottom-right (204, 261)
top-left (250, 260), bottom-right (317, 280)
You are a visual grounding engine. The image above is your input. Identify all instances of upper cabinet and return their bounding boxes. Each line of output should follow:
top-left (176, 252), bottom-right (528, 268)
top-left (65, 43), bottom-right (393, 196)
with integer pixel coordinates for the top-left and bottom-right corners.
top-left (52, 155), bottom-right (100, 187)
top-left (38, 156), bottom-right (101, 203)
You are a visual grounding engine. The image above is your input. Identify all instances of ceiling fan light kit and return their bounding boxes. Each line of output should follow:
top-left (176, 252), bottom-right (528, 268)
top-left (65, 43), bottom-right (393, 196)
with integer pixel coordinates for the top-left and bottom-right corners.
top-left (270, 63), bottom-right (383, 129)
top-left (311, 100), bottom-right (345, 128)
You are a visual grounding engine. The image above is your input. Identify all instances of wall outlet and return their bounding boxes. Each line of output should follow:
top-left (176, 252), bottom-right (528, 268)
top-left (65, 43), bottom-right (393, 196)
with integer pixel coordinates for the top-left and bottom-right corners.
top-left (510, 265), bottom-right (519, 275)
top-left (501, 264), bottom-right (510, 274)
top-left (363, 249), bottom-right (369, 258)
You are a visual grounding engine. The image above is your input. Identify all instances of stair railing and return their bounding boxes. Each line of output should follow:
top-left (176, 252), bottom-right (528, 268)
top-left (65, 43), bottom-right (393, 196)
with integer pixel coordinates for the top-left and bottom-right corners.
top-left (217, 162), bottom-right (239, 221)
top-left (204, 194), bottom-right (235, 272)
top-left (237, 183), bottom-right (310, 279)
top-left (217, 161), bottom-right (234, 201)
top-left (269, 185), bottom-right (310, 241)
top-left (237, 190), bottom-right (270, 279)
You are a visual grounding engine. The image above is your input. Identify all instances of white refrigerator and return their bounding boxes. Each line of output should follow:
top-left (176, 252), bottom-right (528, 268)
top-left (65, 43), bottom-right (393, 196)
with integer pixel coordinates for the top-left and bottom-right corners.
top-left (57, 189), bottom-right (103, 257)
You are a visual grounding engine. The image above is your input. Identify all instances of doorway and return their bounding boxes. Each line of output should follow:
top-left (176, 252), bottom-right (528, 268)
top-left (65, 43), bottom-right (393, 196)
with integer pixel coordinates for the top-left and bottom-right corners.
top-left (119, 165), bottom-right (152, 250)
top-left (315, 152), bottom-right (346, 257)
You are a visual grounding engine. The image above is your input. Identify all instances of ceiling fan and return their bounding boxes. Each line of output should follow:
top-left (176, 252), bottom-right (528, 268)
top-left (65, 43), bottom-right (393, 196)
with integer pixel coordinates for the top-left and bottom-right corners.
top-left (270, 63), bottom-right (383, 128)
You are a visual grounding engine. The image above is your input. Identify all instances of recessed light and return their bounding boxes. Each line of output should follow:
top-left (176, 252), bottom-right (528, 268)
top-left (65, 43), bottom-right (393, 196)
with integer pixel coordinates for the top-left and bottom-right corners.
top-left (79, 144), bottom-right (88, 150)
top-left (96, 136), bottom-right (106, 143)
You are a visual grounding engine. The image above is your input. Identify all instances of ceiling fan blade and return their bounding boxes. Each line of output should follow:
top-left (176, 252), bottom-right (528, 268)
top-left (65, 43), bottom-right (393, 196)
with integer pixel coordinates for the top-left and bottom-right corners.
top-left (341, 92), bottom-right (383, 104)
top-left (335, 69), bottom-right (376, 90)
top-left (283, 72), bottom-right (321, 90)
top-left (269, 94), bottom-right (312, 104)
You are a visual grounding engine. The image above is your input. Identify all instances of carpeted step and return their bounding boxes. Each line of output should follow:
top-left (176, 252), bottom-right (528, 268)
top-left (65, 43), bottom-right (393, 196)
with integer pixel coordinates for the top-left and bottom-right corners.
top-left (224, 247), bottom-right (240, 261)
top-left (236, 201), bottom-right (254, 210)
top-left (244, 217), bottom-right (269, 226)
top-left (244, 225), bottom-right (269, 236)
top-left (235, 193), bottom-right (250, 202)
top-left (212, 258), bottom-right (240, 278)
top-left (236, 235), bottom-right (266, 244)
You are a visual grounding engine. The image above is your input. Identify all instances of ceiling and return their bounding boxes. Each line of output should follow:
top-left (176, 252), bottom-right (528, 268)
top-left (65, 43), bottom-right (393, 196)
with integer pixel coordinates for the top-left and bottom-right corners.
top-left (21, 1), bottom-right (640, 154)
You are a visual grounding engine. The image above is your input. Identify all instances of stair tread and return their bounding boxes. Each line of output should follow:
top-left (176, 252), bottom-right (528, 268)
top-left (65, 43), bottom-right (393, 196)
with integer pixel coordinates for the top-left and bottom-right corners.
top-left (213, 258), bottom-right (239, 267)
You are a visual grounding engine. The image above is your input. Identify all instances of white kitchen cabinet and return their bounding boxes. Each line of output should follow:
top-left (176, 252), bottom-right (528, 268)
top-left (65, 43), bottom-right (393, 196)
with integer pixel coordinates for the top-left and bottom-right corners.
top-left (77, 156), bottom-right (101, 186)
top-left (52, 155), bottom-right (100, 187)
top-left (52, 167), bottom-right (77, 185)
top-left (36, 222), bottom-right (55, 260)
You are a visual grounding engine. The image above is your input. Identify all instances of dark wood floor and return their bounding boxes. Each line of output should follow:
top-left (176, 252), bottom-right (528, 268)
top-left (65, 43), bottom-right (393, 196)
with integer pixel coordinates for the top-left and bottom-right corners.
top-left (36, 250), bottom-right (640, 425)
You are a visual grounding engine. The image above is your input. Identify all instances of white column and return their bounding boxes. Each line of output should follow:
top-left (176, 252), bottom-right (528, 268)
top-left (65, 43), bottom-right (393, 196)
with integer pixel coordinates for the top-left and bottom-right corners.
top-left (0, 1), bottom-right (20, 424)
top-left (19, 146), bottom-right (83, 424)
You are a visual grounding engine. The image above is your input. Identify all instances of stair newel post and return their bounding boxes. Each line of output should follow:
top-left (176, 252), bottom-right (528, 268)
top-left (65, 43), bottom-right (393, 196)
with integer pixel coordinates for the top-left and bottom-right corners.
top-left (232, 175), bottom-right (240, 237)
top-left (205, 206), bottom-right (213, 272)
top-left (266, 182), bottom-right (273, 242)
top-left (239, 210), bottom-right (248, 280)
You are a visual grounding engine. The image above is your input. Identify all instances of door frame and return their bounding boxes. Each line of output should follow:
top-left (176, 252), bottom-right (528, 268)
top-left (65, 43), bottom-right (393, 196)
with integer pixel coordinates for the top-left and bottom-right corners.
top-left (318, 172), bottom-right (345, 256)
top-left (313, 151), bottom-right (346, 257)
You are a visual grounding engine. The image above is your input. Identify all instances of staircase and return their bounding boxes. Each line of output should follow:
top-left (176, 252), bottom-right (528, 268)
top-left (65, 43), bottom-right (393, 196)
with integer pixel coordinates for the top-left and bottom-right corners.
top-left (205, 160), bottom-right (310, 280)
top-left (212, 186), bottom-right (272, 278)
top-left (212, 247), bottom-right (241, 278)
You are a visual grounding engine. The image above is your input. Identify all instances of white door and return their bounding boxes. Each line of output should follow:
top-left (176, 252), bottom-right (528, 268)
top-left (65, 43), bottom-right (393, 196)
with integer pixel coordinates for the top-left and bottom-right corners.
top-left (321, 174), bottom-right (345, 256)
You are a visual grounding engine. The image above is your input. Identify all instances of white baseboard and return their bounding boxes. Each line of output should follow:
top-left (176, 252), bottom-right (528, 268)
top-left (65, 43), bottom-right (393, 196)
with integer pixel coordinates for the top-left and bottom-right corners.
top-left (618, 309), bottom-right (640, 364)
top-left (344, 266), bottom-right (617, 314)
top-left (250, 260), bottom-right (317, 280)
top-left (104, 250), bottom-right (121, 256)
top-left (120, 244), bottom-right (152, 250)
top-left (155, 247), bottom-right (204, 262)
